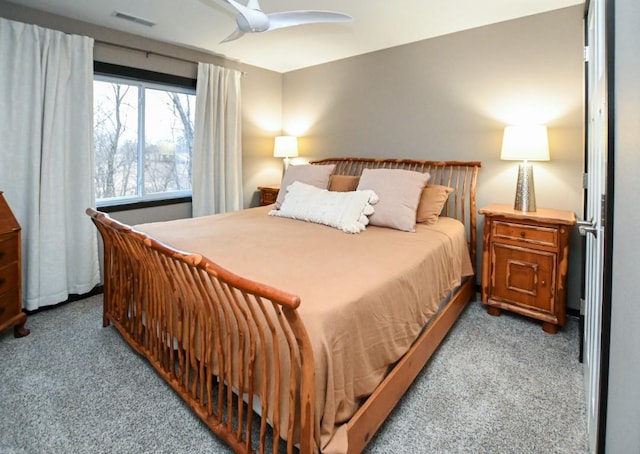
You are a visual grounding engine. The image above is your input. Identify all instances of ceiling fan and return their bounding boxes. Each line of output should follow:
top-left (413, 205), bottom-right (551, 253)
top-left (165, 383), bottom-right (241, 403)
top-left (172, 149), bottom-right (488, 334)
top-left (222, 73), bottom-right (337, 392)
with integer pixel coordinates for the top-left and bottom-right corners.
top-left (218, 0), bottom-right (352, 43)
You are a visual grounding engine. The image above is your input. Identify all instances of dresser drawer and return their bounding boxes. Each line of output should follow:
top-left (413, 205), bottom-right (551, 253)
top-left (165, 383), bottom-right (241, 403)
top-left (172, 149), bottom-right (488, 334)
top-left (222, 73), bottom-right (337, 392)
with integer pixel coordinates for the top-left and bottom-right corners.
top-left (0, 287), bottom-right (20, 325)
top-left (0, 262), bottom-right (19, 295)
top-left (0, 233), bottom-right (19, 268)
top-left (493, 221), bottom-right (558, 248)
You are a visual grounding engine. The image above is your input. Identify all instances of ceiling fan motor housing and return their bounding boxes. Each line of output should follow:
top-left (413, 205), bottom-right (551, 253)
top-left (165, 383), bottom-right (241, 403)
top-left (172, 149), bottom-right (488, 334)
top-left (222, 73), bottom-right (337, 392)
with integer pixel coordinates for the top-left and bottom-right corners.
top-left (235, 4), bottom-right (269, 32)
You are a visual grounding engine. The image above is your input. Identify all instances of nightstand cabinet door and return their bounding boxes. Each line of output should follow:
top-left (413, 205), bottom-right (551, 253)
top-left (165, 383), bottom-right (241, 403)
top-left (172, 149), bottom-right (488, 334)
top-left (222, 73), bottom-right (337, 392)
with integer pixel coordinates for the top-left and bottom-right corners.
top-left (479, 204), bottom-right (576, 334)
top-left (490, 243), bottom-right (556, 316)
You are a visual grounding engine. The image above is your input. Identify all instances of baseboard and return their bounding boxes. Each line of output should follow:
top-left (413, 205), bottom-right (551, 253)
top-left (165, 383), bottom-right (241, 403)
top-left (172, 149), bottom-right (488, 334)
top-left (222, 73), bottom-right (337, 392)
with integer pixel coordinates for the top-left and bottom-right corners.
top-left (26, 285), bottom-right (104, 315)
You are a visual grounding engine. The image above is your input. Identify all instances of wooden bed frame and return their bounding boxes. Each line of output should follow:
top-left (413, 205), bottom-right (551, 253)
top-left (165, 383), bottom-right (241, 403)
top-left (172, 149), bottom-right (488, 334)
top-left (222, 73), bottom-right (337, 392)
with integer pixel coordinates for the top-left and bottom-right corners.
top-left (87, 157), bottom-right (480, 454)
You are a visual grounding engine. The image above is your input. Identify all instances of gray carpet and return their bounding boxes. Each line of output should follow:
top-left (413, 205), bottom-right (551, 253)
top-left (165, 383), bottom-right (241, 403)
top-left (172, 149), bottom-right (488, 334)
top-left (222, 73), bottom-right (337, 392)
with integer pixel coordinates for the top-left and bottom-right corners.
top-left (0, 295), bottom-right (587, 453)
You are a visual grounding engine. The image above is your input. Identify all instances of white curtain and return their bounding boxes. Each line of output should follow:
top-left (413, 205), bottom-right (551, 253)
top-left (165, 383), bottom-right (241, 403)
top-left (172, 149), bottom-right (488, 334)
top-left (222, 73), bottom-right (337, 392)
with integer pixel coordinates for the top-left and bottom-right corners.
top-left (192, 62), bottom-right (243, 217)
top-left (0, 18), bottom-right (100, 311)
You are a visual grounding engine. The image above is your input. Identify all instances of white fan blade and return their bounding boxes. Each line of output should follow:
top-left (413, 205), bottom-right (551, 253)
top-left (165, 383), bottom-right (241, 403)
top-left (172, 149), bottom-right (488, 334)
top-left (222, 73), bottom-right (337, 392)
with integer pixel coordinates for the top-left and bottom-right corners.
top-left (266, 11), bottom-right (352, 31)
top-left (220, 27), bottom-right (245, 43)
top-left (222, 0), bottom-right (269, 32)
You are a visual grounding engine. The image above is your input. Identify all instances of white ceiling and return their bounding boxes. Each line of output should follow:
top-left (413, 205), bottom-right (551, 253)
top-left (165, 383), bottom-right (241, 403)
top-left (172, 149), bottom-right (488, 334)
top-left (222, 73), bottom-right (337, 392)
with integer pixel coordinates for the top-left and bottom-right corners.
top-left (8, 0), bottom-right (583, 73)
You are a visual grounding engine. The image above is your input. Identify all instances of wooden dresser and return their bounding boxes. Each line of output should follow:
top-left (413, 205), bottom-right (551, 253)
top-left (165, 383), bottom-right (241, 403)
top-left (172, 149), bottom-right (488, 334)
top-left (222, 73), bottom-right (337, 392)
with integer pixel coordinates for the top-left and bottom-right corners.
top-left (257, 185), bottom-right (279, 206)
top-left (479, 204), bottom-right (576, 334)
top-left (0, 192), bottom-right (29, 338)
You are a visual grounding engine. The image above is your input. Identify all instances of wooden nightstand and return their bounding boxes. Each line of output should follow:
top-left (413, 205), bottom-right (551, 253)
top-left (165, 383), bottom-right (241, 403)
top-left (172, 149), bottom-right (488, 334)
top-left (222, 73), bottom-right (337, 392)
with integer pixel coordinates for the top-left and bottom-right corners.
top-left (257, 185), bottom-right (279, 206)
top-left (479, 204), bottom-right (576, 334)
top-left (0, 192), bottom-right (29, 338)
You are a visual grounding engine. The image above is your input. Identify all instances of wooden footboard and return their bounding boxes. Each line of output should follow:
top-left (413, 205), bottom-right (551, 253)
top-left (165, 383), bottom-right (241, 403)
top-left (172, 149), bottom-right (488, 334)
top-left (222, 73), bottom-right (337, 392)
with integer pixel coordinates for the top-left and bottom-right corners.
top-left (89, 158), bottom-right (480, 454)
top-left (88, 208), bottom-right (315, 454)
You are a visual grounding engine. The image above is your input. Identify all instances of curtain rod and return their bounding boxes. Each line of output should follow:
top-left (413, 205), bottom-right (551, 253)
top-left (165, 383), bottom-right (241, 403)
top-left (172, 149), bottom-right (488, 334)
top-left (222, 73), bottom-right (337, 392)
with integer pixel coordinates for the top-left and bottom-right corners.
top-left (94, 39), bottom-right (247, 76)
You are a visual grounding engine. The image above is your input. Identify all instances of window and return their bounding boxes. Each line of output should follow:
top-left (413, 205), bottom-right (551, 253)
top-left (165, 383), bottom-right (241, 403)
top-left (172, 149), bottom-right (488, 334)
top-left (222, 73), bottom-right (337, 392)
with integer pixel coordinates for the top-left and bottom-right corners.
top-left (93, 73), bottom-right (195, 206)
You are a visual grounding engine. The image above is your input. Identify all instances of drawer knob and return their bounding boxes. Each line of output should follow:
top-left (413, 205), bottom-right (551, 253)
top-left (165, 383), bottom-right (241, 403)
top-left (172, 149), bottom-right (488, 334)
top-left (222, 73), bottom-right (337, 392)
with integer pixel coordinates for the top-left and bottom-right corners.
top-left (520, 231), bottom-right (525, 238)
top-left (0, 251), bottom-right (4, 260)
top-left (0, 277), bottom-right (4, 286)
top-left (541, 280), bottom-right (546, 287)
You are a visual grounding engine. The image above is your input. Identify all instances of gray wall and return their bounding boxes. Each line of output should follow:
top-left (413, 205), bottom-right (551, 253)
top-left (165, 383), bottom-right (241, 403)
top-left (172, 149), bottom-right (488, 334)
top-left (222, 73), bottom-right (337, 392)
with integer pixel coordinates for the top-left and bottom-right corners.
top-left (281, 6), bottom-right (585, 309)
top-left (0, 0), bottom-right (284, 221)
top-left (608, 0), bottom-right (640, 451)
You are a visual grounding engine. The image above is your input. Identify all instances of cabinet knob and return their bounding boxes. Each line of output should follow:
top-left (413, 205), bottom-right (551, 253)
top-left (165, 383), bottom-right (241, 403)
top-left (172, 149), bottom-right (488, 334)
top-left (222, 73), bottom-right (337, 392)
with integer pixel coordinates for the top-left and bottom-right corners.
top-left (520, 231), bottom-right (525, 238)
top-left (541, 280), bottom-right (546, 287)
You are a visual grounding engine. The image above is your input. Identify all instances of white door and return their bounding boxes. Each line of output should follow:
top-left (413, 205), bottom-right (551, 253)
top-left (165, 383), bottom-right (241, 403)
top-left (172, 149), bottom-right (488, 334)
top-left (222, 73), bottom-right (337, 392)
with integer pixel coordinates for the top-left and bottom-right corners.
top-left (582, 0), bottom-right (609, 451)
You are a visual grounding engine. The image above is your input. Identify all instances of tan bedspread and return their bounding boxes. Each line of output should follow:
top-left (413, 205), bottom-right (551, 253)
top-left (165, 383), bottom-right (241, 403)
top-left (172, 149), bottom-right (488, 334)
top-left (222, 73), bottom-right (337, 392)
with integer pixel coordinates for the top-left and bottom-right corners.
top-left (135, 205), bottom-right (473, 453)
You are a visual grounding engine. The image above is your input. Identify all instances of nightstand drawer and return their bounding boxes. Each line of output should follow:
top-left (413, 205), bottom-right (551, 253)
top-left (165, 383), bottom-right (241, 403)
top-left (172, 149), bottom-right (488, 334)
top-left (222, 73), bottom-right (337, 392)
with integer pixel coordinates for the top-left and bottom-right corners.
top-left (0, 263), bottom-right (19, 295)
top-left (261, 191), bottom-right (277, 205)
top-left (493, 221), bottom-right (558, 248)
top-left (0, 234), bottom-right (19, 268)
top-left (258, 186), bottom-right (279, 206)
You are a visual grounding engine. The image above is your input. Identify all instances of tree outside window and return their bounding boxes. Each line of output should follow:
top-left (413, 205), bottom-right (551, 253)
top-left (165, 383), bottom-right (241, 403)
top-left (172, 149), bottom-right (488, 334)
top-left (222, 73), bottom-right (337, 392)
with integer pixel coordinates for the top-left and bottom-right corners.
top-left (93, 77), bottom-right (195, 203)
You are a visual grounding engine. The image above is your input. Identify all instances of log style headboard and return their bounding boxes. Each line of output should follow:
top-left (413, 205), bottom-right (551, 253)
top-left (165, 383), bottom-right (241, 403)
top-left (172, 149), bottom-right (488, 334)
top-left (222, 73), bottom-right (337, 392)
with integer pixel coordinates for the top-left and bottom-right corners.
top-left (311, 157), bottom-right (482, 271)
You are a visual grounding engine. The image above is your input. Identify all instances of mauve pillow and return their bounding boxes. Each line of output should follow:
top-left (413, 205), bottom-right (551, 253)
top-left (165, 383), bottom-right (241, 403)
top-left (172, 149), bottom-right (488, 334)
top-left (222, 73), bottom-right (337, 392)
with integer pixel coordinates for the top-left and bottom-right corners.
top-left (328, 175), bottom-right (360, 192)
top-left (416, 185), bottom-right (455, 225)
top-left (356, 168), bottom-right (430, 232)
top-left (275, 164), bottom-right (336, 209)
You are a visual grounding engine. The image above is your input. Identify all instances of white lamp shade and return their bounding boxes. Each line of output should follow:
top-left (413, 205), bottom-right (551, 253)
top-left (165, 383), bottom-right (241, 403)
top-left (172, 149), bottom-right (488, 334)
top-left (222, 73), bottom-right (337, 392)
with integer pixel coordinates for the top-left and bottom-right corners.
top-left (273, 136), bottom-right (299, 158)
top-left (500, 125), bottom-right (550, 161)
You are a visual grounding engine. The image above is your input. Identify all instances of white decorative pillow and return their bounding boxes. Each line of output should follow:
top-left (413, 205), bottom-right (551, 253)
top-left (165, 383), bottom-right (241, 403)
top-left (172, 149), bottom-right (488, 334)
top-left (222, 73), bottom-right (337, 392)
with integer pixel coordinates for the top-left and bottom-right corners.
top-left (356, 168), bottom-right (430, 232)
top-left (269, 181), bottom-right (379, 234)
top-left (275, 164), bottom-right (336, 209)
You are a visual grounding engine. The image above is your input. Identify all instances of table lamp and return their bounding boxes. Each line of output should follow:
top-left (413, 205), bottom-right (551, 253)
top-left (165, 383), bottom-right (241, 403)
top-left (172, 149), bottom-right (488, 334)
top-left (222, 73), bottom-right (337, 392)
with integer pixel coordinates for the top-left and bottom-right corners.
top-left (500, 125), bottom-right (550, 212)
top-left (273, 135), bottom-right (298, 174)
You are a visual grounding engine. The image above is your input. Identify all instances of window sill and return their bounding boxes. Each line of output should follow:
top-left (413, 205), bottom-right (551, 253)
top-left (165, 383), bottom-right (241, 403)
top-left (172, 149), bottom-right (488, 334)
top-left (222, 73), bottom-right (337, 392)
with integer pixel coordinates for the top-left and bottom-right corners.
top-left (97, 195), bottom-right (192, 213)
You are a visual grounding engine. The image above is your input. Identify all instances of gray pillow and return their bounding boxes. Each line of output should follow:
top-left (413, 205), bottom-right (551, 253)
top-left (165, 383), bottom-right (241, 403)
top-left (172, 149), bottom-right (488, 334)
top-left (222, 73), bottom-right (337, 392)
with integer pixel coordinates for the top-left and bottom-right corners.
top-left (356, 168), bottom-right (430, 232)
top-left (275, 164), bottom-right (336, 209)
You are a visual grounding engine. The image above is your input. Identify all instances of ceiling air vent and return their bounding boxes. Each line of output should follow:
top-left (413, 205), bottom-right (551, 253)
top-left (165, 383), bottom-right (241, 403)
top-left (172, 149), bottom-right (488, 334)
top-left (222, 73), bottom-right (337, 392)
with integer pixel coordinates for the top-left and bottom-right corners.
top-left (112, 11), bottom-right (156, 27)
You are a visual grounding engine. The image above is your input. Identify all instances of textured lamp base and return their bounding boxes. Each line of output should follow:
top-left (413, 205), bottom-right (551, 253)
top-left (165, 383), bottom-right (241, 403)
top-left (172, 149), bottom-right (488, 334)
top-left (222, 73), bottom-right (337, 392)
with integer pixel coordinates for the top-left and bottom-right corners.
top-left (514, 161), bottom-right (537, 212)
